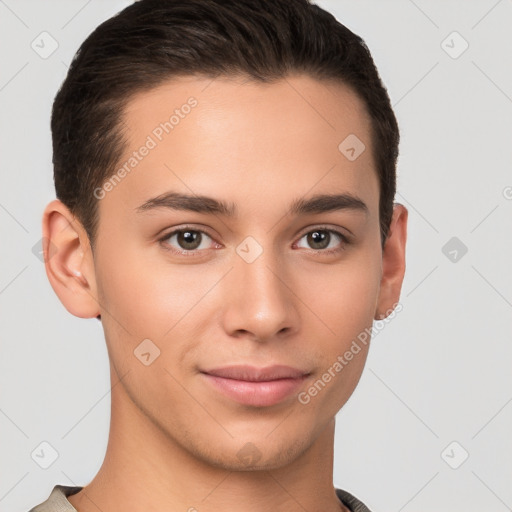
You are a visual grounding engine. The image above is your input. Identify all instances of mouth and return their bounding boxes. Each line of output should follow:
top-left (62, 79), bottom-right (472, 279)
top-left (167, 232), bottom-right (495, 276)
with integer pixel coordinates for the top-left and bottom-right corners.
top-left (200, 365), bottom-right (310, 407)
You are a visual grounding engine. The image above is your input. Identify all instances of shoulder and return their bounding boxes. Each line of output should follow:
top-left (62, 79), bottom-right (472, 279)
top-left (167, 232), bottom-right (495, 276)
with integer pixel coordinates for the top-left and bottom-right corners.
top-left (27, 485), bottom-right (82, 512)
top-left (336, 488), bottom-right (374, 512)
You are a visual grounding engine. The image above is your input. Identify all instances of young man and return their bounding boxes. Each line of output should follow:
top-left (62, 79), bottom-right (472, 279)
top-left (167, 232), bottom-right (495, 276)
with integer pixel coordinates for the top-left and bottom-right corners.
top-left (31, 0), bottom-right (407, 511)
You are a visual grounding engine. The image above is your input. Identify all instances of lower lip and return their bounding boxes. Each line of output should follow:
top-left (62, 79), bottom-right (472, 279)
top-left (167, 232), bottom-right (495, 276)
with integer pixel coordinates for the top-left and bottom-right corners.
top-left (202, 374), bottom-right (307, 407)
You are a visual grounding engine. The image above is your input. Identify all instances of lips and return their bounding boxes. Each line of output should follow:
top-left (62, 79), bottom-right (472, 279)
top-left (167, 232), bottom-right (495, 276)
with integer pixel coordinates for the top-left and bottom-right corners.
top-left (204, 365), bottom-right (307, 381)
top-left (201, 365), bottom-right (309, 407)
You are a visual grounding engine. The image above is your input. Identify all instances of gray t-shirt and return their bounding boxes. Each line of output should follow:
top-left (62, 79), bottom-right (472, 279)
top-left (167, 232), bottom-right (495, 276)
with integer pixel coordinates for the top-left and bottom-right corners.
top-left (28, 484), bottom-right (373, 512)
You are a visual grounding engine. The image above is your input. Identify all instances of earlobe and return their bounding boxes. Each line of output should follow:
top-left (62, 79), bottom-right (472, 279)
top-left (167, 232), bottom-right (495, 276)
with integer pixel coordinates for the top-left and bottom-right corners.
top-left (374, 203), bottom-right (408, 320)
top-left (42, 199), bottom-right (100, 319)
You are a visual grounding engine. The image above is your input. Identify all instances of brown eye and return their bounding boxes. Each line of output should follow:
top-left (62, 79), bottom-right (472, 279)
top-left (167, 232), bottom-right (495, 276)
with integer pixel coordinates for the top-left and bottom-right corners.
top-left (295, 228), bottom-right (349, 253)
top-left (176, 230), bottom-right (202, 250)
top-left (160, 228), bottom-right (215, 253)
top-left (306, 230), bottom-right (331, 250)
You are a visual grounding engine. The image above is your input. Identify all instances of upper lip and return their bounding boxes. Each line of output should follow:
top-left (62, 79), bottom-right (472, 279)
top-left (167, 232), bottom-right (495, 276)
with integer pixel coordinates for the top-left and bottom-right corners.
top-left (202, 365), bottom-right (309, 382)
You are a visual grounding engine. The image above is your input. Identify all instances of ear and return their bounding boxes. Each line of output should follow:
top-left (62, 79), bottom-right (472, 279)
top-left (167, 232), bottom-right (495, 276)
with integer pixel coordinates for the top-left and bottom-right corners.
top-left (374, 203), bottom-right (408, 320)
top-left (42, 199), bottom-right (100, 319)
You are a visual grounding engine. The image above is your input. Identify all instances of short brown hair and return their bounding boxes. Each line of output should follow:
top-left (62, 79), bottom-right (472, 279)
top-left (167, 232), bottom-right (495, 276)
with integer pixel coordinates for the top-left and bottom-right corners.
top-left (51, 0), bottom-right (399, 250)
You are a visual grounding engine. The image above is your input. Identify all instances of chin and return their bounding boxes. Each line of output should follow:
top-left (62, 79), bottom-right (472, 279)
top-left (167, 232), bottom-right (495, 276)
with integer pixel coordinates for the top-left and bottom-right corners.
top-left (186, 432), bottom-right (313, 472)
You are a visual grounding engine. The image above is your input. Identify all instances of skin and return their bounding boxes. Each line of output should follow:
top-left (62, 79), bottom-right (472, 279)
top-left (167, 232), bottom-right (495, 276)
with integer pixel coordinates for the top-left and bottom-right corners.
top-left (43, 74), bottom-right (407, 512)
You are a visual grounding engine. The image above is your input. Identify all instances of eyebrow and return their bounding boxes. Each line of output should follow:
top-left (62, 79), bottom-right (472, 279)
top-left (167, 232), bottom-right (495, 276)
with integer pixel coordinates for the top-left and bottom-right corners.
top-left (135, 191), bottom-right (369, 218)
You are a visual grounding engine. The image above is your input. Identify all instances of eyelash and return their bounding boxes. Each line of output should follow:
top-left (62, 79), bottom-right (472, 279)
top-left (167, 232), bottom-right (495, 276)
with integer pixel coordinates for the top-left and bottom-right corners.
top-left (158, 225), bottom-right (351, 257)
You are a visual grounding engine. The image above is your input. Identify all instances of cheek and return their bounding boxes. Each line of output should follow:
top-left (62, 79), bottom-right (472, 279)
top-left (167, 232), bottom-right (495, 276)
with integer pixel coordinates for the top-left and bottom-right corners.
top-left (298, 259), bottom-right (378, 415)
top-left (96, 237), bottom-right (198, 327)
top-left (95, 243), bottom-right (219, 363)
top-left (299, 251), bottom-right (381, 343)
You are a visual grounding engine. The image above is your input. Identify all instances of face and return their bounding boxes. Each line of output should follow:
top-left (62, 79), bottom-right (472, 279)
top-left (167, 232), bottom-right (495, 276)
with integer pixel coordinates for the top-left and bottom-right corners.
top-left (78, 75), bottom-right (395, 470)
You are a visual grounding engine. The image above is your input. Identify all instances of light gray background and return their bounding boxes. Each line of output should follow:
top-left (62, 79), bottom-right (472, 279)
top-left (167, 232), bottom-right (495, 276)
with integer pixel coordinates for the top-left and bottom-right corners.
top-left (1, 1), bottom-right (511, 511)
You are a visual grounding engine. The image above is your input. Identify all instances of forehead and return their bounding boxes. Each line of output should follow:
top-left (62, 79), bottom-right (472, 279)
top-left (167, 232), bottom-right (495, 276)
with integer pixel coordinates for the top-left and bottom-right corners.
top-left (100, 74), bottom-right (378, 224)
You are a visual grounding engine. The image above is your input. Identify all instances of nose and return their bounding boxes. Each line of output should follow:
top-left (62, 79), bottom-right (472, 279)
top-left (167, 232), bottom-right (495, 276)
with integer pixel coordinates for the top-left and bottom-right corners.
top-left (220, 245), bottom-right (300, 343)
